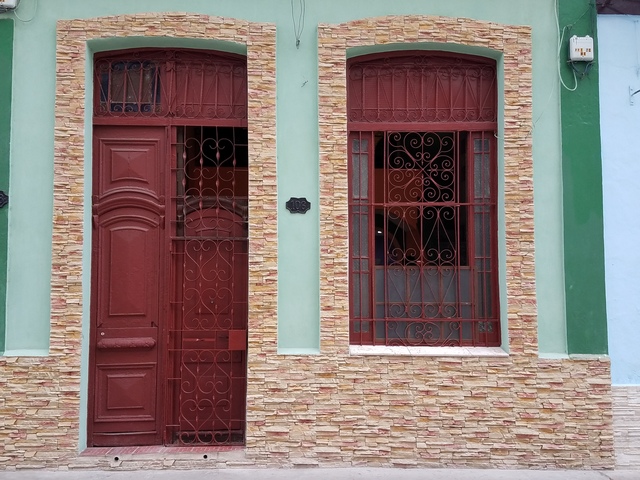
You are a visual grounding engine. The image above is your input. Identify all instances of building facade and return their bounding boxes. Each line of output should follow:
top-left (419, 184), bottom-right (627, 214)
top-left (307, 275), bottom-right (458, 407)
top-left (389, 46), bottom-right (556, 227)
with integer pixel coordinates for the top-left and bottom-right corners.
top-left (0, 0), bottom-right (613, 470)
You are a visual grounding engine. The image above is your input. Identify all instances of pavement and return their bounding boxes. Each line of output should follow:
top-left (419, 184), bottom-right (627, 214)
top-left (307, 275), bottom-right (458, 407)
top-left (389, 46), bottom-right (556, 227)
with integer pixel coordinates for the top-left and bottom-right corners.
top-left (0, 469), bottom-right (639, 480)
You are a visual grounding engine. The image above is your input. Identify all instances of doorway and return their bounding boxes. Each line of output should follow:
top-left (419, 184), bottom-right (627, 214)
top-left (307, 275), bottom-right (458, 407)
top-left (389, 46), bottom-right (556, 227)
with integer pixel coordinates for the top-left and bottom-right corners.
top-left (88, 50), bottom-right (249, 447)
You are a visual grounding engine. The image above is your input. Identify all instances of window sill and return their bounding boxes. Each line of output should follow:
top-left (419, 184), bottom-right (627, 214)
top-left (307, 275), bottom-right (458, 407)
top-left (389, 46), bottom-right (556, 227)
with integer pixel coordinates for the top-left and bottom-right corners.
top-left (349, 345), bottom-right (508, 357)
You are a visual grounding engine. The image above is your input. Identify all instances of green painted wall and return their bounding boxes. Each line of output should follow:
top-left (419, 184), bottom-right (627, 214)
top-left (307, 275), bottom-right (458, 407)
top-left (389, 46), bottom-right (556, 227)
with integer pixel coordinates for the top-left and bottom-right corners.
top-left (3, 0), bottom-right (568, 357)
top-left (0, 19), bottom-right (12, 354)
top-left (558, 0), bottom-right (608, 354)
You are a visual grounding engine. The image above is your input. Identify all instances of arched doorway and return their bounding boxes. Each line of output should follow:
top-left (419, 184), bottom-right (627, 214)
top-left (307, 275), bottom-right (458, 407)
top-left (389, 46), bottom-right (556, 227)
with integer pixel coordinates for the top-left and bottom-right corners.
top-left (88, 49), bottom-right (248, 446)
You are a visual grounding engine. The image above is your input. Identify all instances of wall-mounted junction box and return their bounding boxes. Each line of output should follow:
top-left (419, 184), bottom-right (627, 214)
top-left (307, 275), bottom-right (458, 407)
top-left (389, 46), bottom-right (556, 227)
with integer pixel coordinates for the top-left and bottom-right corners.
top-left (0, 0), bottom-right (19, 11)
top-left (569, 35), bottom-right (594, 62)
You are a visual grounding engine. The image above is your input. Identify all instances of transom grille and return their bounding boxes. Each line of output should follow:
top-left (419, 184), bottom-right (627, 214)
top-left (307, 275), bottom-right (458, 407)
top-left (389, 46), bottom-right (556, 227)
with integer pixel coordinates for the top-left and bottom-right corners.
top-left (348, 53), bottom-right (496, 125)
top-left (94, 49), bottom-right (247, 121)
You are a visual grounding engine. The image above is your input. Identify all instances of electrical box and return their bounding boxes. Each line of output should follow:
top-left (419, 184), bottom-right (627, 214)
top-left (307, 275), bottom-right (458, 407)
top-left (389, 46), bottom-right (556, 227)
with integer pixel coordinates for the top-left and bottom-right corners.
top-left (569, 35), bottom-right (594, 62)
top-left (0, 0), bottom-right (19, 10)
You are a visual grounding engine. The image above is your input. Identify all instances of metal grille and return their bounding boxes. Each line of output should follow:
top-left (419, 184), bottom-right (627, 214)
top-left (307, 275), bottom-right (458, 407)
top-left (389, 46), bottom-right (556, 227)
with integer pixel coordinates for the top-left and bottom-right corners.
top-left (349, 130), bottom-right (499, 346)
top-left (168, 126), bottom-right (248, 445)
top-left (348, 53), bottom-right (496, 125)
top-left (94, 49), bottom-right (247, 120)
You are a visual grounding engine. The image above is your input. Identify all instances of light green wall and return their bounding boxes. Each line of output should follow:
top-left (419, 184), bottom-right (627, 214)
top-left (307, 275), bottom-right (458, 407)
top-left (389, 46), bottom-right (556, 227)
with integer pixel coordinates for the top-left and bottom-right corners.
top-left (1, 0), bottom-right (567, 358)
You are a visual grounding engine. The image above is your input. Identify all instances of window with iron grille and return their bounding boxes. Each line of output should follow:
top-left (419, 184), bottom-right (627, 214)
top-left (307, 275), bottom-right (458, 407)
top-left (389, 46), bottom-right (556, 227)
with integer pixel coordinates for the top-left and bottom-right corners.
top-left (348, 53), bottom-right (499, 347)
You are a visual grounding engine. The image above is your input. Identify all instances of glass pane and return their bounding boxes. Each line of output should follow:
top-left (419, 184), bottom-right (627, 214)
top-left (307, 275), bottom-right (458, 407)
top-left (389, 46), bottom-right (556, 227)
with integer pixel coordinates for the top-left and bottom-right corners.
top-left (483, 154), bottom-right (491, 198)
top-left (459, 268), bottom-right (471, 303)
top-left (484, 272), bottom-right (493, 317)
top-left (360, 212), bottom-right (369, 257)
top-left (352, 138), bottom-right (361, 153)
top-left (361, 273), bottom-right (370, 318)
top-left (474, 153), bottom-right (483, 200)
top-left (360, 153), bottom-right (368, 199)
top-left (352, 154), bottom-right (361, 198)
top-left (352, 259), bottom-right (366, 271)
top-left (352, 274), bottom-right (361, 317)
top-left (474, 207), bottom-right (490, 257)
top-left (351, 212), bottom-right (361, 256)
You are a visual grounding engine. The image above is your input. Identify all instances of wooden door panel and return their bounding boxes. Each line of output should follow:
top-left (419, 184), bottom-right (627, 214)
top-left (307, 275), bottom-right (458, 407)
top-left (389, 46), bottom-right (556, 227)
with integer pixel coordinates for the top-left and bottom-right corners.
top-left (94, 362), bottom-right (157, 423)
top-left (96, 213), bottom-right (162, 329)
top-left (96, 136), bottom-right (163, 198)
top-left (90, 126), bottom-right (166, 447)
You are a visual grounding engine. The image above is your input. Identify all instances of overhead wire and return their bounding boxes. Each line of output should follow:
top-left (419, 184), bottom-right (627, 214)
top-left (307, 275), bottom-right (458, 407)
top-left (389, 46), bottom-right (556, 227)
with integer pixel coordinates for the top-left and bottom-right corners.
top-left (291, 0), bottom-right (306, 48)
top-left (12, 0), bottom-right (37, 23)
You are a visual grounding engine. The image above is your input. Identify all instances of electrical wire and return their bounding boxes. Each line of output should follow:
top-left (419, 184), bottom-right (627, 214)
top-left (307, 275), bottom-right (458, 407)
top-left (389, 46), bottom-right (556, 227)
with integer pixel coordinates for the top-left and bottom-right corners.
top-left (291, 0), bottom-right (306, 49)
top-left (11, 0), bottom-right (37, 23)
top-left (555, 0), bottom-right (579, 91)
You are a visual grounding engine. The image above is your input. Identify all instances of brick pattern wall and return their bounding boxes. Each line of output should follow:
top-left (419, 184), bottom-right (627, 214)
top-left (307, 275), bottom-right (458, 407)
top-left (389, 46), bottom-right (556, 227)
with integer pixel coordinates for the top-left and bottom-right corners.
top-left (248, 15), bottom-right (611, 469)
top-left (613, 386), bottom-right (640, 469)
top-left (1, 13), bottom-right (277, 469)
top-left (0, 13), bottom-right (615, 470)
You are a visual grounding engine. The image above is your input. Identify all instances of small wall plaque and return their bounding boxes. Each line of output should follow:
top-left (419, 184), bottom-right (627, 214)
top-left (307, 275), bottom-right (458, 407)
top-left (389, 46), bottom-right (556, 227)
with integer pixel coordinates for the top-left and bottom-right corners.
top-left (286, 197), bottom-right (311, 214)
top-left (0, 191), bottom-right (7, 209)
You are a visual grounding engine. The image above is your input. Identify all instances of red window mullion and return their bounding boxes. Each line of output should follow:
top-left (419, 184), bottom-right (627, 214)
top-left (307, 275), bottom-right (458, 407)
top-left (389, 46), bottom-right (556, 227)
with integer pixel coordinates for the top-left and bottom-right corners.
top-left (467, 132), bottom-right (478, 346)
top-left (454, 131), bottom-right (463, 345)
top-left (348, 131), bottom-right (374, 344)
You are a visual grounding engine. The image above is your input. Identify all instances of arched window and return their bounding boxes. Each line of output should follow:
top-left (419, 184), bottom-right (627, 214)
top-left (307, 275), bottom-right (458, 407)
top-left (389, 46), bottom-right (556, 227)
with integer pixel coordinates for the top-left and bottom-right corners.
top-left (348, 52), bottom-right (499, 347)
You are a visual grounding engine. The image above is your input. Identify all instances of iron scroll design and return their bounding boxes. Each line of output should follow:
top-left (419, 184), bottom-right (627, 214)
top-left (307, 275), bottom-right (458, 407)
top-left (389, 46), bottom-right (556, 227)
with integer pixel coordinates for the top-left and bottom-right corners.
top-left (286, 197), bottom-right (311, 214)
top-left (0, 191), bottom-right (7, 209)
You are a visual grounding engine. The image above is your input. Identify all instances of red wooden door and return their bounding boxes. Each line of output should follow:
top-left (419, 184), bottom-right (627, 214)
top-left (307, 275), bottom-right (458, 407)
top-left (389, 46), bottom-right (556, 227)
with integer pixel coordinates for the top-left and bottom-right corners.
top-left (89, 126), bottom-right (167, 446)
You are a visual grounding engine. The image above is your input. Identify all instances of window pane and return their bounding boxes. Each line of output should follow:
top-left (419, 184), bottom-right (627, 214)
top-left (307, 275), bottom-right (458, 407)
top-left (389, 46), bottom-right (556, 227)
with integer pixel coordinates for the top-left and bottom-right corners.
top-left (352, 138), bottom-right (361, 153)
top-left (351, 212), bottom-right (361, 256)
top-left (361, 273), bottom-right (370, 318)
top-left (360, 153), bottom-right (368, 199)
top-left (352, 154), bottom-right (361, 198)
top-left (352, 273), bottom-right (361, 317)
top-left (360, 212), bottom-right (369, 257)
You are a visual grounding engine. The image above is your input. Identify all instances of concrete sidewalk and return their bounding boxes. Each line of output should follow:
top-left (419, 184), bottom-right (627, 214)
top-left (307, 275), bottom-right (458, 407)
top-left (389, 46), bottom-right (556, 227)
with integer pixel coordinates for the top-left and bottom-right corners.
top-left (0, 469), bottom-right (638, 479)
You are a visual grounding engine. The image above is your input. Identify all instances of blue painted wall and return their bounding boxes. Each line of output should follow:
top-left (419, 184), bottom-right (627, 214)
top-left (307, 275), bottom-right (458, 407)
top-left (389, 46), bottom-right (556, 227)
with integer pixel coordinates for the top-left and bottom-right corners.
top-left (599, 15), bottom-right (640, 385)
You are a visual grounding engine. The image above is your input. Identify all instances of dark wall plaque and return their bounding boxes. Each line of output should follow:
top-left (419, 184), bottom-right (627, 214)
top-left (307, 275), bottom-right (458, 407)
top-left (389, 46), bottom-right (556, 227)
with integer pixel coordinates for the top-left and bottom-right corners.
top-left (286, 197), bottom-right (311, 214)
top-left (0, 191), bottom-right (7, 209)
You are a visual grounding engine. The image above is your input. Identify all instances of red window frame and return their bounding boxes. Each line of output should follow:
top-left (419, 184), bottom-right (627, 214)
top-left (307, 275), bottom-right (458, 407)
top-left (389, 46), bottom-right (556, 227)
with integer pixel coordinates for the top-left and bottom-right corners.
top-left (347, 53), bottom-right (500, 347)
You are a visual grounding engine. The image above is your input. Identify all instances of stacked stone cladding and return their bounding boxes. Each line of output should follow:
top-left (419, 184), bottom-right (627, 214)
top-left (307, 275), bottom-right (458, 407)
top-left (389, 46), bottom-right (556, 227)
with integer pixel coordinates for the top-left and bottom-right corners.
top-left (613, 386), bottom-right (640, 469)
top-left (0, 12), bottom-right (614, 470)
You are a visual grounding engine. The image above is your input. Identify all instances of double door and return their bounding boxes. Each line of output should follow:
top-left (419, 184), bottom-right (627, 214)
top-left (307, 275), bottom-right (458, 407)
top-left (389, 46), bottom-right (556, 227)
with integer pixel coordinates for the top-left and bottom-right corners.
top-left (88, 125), bottom-right (248, 446)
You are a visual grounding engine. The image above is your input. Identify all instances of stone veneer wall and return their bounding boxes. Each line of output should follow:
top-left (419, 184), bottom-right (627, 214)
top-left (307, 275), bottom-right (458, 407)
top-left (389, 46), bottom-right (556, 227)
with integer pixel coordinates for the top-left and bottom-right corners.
top-left (0, 13), bottom-right (614, 470)
top-left (244, 15), bottom-right (614, 469)
top-left (0, 13), bottom-right (277, 468)
top-left (613, 386), bottom-right (640, 469)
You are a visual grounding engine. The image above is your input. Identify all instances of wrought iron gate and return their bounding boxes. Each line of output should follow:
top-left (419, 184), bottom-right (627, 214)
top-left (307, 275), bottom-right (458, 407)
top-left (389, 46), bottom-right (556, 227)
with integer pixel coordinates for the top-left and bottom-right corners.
top-left (168, 126), bottom-right (248, 445)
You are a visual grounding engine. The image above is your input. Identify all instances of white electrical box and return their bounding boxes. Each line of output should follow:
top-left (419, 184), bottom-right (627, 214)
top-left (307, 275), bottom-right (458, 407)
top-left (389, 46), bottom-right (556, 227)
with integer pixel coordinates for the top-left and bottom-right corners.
top-left (0, 0), bottom-right (19, 10)
top-left (569, 35), bottom-right (594, 62)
